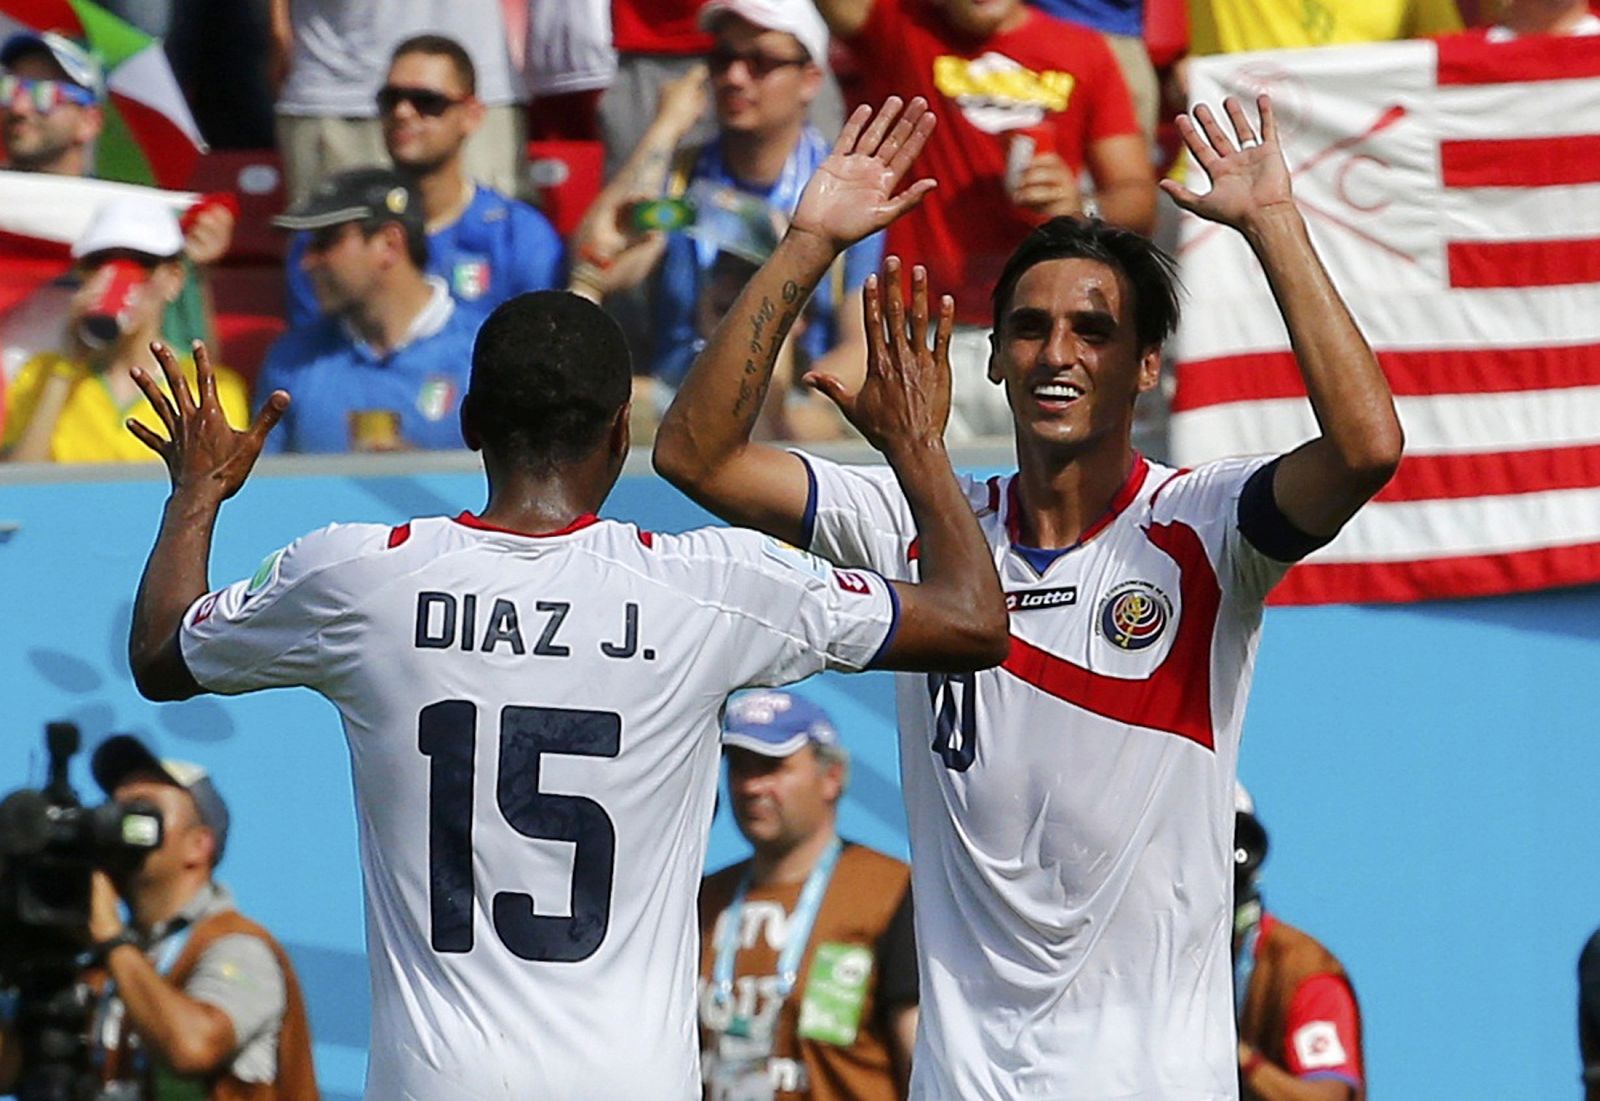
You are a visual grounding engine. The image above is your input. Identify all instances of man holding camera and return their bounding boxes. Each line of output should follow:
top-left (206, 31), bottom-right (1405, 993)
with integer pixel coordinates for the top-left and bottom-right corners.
top-left (0, 735), bottom-right (317, 1100)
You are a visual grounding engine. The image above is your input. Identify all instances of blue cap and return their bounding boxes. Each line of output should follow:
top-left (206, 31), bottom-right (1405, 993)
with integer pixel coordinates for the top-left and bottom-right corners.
top-left (722, 691), bottom-right (839, 757)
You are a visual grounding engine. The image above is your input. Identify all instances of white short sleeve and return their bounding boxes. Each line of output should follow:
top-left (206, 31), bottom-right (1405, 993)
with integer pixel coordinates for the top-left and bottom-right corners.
top-left (1149, 456), bottom-right (1290, 604)
top-left (795, 451), bottom-right (921, 580)
top-left (655, 526), bottom-right (900, 685)
top-left (180, 523), bottom-right (389, 694)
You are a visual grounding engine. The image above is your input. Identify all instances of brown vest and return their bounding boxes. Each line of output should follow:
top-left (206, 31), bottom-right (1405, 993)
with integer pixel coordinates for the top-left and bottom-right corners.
top-left (104, 910), bottom-right (320, 1101)
top-left (1238, 913), bottom-right (1364, 1100)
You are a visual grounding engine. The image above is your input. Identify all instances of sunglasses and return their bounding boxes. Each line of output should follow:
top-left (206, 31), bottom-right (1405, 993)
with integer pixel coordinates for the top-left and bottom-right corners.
top-left (376, 84), bottom-right (468, 117)
top-left (706, 48), bottom-right (809, 79)
top-left (0, 74), bottom-right (96, 112)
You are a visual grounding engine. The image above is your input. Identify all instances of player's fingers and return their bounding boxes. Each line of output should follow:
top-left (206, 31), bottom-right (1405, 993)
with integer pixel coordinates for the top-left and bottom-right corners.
top-left (130, 363), bottom-right (179, 437)
top-left (1172, 114), bottom-right (1220, 175)
top-left (876, 97), bottom-right (925, 166)
top-left (1193, 102), bottom-right (1236, 158)
top-left (883, 256), bottom-right (911, 364)
top-left (933, 293), bottom-right (954, 371)
top-left (884, 178), bottom-right (937, 222)
top-left (857, 96), bottom-right (903, 155)
top-left (909, 265), bottom-right (930, 354)
top-left (1258, 94), bottom-right (1279, 148)
top-left (192, 339), bottom-right (219, 409)
top-left (802, 371), bottom-right (855, 415)
top-left (833, 103), bottom-right (871, 157)
top-left (885, 110), bottom-right (937, 182)
top-left (150, 341), bottom-right (196, 419)
top-left (1158, 177), bottom-right (1201, 211)
top-left (248, 390), bottom-right (291, 449)
top-left (125, 417), bottom-right (169, 456)
top-left (1223, 96), bottom-right (1258, 149)
top-left (862, 274), bottom-right (890, 377)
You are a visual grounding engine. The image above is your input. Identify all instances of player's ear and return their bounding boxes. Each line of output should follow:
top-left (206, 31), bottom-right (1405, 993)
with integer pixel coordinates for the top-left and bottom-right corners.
top-left (606, 402), bottom-right (631, 461)
top-left (458, 390), bottom-right (483, 452)
top-left (1136, 345), bottom-right (1162, 395)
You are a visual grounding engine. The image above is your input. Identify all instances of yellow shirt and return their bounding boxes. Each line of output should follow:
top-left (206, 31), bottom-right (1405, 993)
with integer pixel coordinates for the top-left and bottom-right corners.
top-left (2, 353), bottom-right (251, 463)
top-left (1188, 0), bottom-right (1462, 55)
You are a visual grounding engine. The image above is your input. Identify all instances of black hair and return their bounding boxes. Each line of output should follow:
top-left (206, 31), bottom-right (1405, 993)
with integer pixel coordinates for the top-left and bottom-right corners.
top-left (991, 217), bottom-right (1182, 351)
top-left (359, 218), bottom-right (429, 270)
top-left (391, 33), bottom-right (477, 96)
top-left (465, 292), bottom-right (632, 469)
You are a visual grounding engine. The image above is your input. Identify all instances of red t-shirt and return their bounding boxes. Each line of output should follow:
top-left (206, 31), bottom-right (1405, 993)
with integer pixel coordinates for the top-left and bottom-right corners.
top-left (1259, 915), bottom-right (1365, 1088)
top-left (611, 0), bottom-right (713, 54)
top-left (845, 0), bottom-right (1139, 323)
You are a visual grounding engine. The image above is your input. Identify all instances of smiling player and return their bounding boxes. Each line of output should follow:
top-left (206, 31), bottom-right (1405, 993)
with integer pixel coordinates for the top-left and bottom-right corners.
top-left (655, 94), bottom-right (1402, 1098)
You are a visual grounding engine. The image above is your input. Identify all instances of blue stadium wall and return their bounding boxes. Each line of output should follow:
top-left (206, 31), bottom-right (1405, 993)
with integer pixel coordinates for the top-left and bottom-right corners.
top-left (3, 455), bottom-right (1596, 1100)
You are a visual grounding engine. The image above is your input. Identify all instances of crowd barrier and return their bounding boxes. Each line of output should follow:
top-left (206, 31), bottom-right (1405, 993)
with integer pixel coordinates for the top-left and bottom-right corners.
top-left (2, 447), bottom-right (1595, 1098)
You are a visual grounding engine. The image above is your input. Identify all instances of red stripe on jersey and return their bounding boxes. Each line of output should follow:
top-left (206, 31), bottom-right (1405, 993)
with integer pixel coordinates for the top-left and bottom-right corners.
top-left (1436, 33), bottom-right (1600, 85)
top-left (1000, 519), bottom-right (1221, 750)
top-left (1174, 345), bottom-right (1600, 410)
top-left (1441, 135), bottom-right (1600, 188)
top-left (1447, 237), bottom-right (1600, 289)
top-left (387, 523), bottom-right (411, 548)
top-left (453, 511), bottom-right (601, 537)
top-left (1270, 539), bottom-right (1600, 604)
top-left (1374, 445), bottom-right (1600, 502)
top-left (637, 530), bottom-right (654, 548)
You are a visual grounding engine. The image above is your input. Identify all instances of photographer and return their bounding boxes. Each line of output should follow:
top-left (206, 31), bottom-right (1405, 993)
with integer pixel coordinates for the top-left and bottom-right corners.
top-left (0, 736), bottom-right (317, 1100)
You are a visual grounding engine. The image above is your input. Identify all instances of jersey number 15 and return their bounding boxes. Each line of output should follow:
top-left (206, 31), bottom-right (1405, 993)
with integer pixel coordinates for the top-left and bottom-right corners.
top-left (418, 700), bottom-right (620, 962)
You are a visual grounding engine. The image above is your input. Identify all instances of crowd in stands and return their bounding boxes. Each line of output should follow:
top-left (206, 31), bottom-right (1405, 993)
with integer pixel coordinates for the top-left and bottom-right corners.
top-left (0, 0), bottom-right (1594, 462)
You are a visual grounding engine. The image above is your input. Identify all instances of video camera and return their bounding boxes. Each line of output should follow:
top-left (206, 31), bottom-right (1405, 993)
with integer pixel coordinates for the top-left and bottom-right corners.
top-left (0, 723), bottom-right (164, 1101)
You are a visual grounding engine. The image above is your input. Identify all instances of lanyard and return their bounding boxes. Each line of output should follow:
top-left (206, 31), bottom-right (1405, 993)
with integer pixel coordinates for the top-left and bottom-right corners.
top-left (94, 919), bottom-right (195, 1072)
top-left (689, 126), bottom-right (829, 270)
top-left (713, 836), bottom-right (842, 1005)
top-left (1234, 915), bottom-right (1260, 1020)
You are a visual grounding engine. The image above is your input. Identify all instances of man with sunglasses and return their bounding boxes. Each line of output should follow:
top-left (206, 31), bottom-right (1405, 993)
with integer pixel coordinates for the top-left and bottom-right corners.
top-left (282, 34), bottom-right (563, 329)
top-left (0, 31), bottom-right (102, 178)
top-left (574, 0), bottom-right (877, 431)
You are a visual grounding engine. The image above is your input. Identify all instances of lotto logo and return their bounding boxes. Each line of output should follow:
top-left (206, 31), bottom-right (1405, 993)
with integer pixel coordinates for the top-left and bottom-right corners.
top-left (192, 592), bottom-right (221, 625)
top-left (835, 571), bottom-right (871, 595)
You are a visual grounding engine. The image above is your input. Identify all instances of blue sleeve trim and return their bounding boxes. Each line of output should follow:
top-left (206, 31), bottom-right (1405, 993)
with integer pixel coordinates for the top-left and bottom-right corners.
top-left (866, 574), bottom-right (902, 669)
top-left (1300, 1071), bottom-right (1363, 1089)
top-left (799, 454), bottom-right (820, 549)
top-left (1237, 455), bottom-right (1335, 563)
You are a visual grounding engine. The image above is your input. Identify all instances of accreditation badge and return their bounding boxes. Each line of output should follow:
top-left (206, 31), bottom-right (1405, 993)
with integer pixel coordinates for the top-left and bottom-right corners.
top-left (796, 942), bottom-right (874, 1046)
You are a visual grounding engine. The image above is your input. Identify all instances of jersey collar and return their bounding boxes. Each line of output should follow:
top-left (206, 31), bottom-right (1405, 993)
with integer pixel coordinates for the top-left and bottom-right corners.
top-left (1005, 452), bottom-right (1151, 549)
top-left (453, 512), bottom-right (601, 537)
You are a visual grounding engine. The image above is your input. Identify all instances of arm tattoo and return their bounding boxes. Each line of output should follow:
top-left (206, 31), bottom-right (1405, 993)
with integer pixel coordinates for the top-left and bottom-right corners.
top-left (729, 288), bottom-right (806, 420)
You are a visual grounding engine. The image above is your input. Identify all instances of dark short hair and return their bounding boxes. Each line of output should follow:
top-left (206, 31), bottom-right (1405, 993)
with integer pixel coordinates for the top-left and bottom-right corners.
top-left (391, 33), bottom-right (477, 96)
top-left (466, 292), bottom-right (632, 469)
top-left (991, 217), bottom-right (1182, 351)
top-left (358, 218), bottom-right (428, 270)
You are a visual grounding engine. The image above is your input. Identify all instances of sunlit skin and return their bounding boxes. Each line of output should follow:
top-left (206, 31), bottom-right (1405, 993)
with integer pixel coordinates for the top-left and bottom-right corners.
top-left (988, 257), bottom-right (1160, 461)
top-left (381, 51), bottom-right (481, 176)
top-left (1, 52), bottom-right (101, 174)
top-left (710, 17), bottom-right (820, 140)
top-left (936, 0), bottom-right (1029, 37)
top-left (300, 222), bottom-right (388, 316)
top-left (727, 746), bottom-right (841, 858)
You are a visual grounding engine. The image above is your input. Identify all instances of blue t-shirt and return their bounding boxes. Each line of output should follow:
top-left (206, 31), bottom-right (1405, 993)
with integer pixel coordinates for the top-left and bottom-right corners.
top-left (1027, 0), bottom-right (1142, 37)
top-left (257, 293), bottom-right (479, 454)
top-left (648, 128), bottom-right (884, 387)
top-left (285, 185), bottom-right (565, 327)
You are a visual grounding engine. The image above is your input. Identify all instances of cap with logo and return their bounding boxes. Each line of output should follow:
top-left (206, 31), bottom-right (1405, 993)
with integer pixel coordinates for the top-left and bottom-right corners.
top-left (72, 196), bottom-right (185, 261)
top-left (698, 0), bottom-right (830, 68)
top-left (272, 166), bottom-right (423, 237)
top-left (0, 31), bottom-right (104, 95)
top-left (91, 735), bottom-right (231, 863)
top-left (722, 690), bottom-right (840, 758)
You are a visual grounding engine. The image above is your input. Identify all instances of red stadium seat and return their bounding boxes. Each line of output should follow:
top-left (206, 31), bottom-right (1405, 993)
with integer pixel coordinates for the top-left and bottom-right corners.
top-left (525, 140), bottom-right (604, 239)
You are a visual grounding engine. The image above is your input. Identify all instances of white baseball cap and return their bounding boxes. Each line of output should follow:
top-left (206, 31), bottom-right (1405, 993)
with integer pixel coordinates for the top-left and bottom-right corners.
top-left (71, 196), bottom-right (185, 260)
top-left (699, 0), bottom-right (830, 69)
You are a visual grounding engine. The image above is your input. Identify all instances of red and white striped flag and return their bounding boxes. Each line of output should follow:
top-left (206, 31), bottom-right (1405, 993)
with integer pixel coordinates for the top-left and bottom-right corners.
top-left (1171, 34), bottom-right (1600, 604)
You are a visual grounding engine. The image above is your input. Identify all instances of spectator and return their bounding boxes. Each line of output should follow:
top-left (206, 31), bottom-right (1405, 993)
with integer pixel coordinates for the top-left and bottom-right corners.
top-left (0, 32), bottom-right (231, 351)
top-left (1234, 787), bottom-right (1366, 1101)
top-left (270, 0), bottom-right (525, 204)
top-left (574, 2), bottom-right (876, 428)
top-left (1482, 0), bottom-right (1598, 37)
top-left (1186, 0), bottom-right (1459, 55)
top-left (259, 168), bottom-right (479, 453)
top-left (0, 196), bottom-right (249, 463)
top-left (699, 692), bottom-right (917, 1100)
top-left (283, 34), bottom-right (565, 327)
top-left (0, 735), bottom-right (319, 1100)
top-left (811, 0), bottom-right (1156, 438)
top-left (1582, 926), bottom-right (1600, 1100)
top-left (1026, 0), bottom-right (1160, 139)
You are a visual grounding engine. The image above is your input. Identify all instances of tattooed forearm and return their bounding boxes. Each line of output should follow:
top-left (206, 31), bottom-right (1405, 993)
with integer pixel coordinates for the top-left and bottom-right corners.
top-left (729, 286), bottom-right (806, 419)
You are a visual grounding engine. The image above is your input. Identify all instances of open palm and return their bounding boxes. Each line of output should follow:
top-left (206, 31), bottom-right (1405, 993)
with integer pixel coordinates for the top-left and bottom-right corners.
top-left (791, 96), bottom-right (938, 250)
top-left (1161, 96), bottom-right (1294, 231)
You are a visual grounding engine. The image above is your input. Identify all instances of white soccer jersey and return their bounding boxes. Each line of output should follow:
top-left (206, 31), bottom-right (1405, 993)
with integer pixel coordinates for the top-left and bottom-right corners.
top-left (180, 512), bottom-right (897, 1101)
top-left (800, 450), bottom-right (1291, 1100)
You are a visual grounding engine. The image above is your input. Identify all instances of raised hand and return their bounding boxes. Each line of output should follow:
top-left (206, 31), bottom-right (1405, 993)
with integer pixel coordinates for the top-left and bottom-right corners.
top-left (790, 97), bottom-right (938, 251)
top-left (128, 340), bottom-right (288, 502)
top-left (805, 257), bottom-right (953, 453)
top-left (1160, 95), bottom-right (1294, 232)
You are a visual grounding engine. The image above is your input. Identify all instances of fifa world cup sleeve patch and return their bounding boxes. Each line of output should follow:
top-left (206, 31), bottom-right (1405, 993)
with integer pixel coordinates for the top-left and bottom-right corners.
top-left (245, 548), bottom-right (286, 599)
top-left (761, 536), bottom-right (834, 581)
